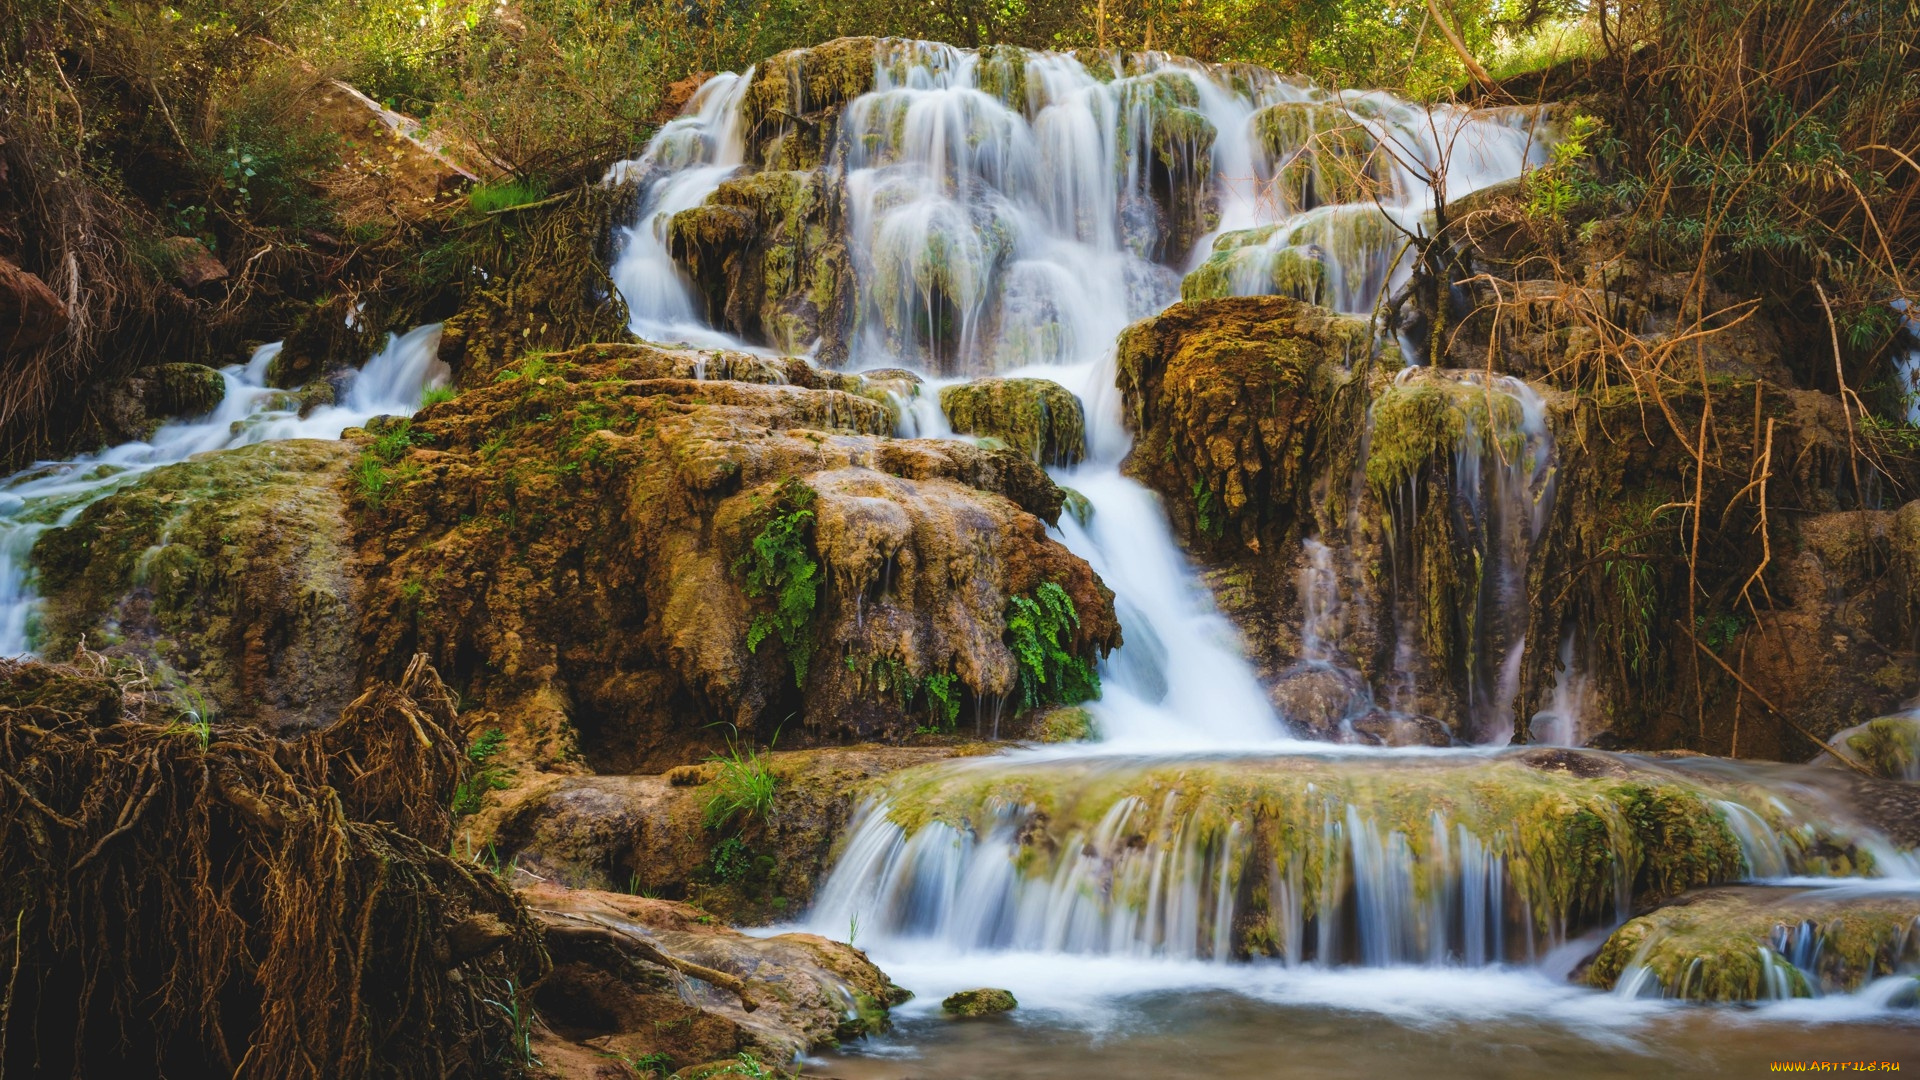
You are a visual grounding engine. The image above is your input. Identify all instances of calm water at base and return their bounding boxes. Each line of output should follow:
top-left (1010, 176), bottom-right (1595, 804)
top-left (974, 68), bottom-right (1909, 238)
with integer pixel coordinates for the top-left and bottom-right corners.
top-left (802, 957), bottom-right (1920, 1079)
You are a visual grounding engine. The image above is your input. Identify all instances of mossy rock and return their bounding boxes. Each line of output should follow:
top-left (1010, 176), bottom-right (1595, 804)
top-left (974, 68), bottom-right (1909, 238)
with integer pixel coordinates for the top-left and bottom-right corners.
top-left (939, 377), bottom-right (1086, 466)
top-left (1182, 242), bottom-right (1326, 303)
top-left (1822, 714), bottom-right (1920, 781)
top-left (30, 439), bottom-right (363, 730)
top-left (942, 987), bottom-right (1017, 1017)
top-left (1114, 295), bottom-right (1372, 550)
top-left (140, 363), bottom-right (226, 419)
top-left (1027, 705), bottom-right (1094, 743)
top-left (1586, 886), bottom-right (1920, 1000)
top-left (1249, 102), bottom-right (1390, 211)
top-left (743, 37), bottom-right (880, 169)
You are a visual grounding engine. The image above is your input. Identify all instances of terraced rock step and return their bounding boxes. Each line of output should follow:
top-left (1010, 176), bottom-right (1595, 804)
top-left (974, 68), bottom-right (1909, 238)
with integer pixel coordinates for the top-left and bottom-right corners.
top-left (1588, 885), bottom-right (1920, 1001)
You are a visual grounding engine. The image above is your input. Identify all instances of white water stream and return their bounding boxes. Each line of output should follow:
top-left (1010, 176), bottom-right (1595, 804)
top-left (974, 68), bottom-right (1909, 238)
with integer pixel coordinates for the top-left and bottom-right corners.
top-left (594, 41), bottom-right (1920, 1044)
top-left (0, 325), bottom-right (448, 655)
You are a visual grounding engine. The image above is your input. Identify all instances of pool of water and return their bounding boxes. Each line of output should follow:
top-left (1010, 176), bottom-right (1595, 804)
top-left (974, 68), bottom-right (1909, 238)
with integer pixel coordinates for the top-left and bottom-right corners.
top-left (803, 954), bottom-right (1920, 1078)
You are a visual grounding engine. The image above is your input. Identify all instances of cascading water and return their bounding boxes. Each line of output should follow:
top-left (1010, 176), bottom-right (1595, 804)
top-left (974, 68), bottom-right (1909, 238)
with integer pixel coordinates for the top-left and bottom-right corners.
top-left (594, 40), bottom-right (1918, 1058)
top-left (0, 325), bottom-right (449, 656)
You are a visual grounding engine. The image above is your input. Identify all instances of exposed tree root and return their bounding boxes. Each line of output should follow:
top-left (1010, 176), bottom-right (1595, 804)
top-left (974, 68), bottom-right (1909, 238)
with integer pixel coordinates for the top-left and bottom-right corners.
top-left (0, 651), bottom-right (548, 1078)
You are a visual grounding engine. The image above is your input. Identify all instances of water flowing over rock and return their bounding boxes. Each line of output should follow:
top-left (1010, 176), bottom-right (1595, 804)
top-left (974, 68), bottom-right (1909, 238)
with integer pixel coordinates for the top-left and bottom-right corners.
top-left (1590, 885), bottom-right (1920, 1001)
top-left (808, 750), bottom-right (1916, 966)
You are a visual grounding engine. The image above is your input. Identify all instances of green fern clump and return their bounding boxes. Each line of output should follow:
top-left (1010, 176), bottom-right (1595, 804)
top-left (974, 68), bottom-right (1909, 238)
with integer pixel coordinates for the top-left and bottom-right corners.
top-left (733, 478), bottom-right (821, 687)
top-left (1005, 582), bottom-right (1100, 711)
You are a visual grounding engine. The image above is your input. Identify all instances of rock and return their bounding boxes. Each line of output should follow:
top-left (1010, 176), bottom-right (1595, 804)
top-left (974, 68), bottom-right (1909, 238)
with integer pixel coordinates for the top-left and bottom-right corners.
top-left (1266, 664), bottom-right (1372, 738)
top-left (1249, 102), bottom-right (1393, 212)
top-left (1115, 295), bottom-right (1372, 553)
top-left (942, 988), bottom-right (1017, 1017)
top-left (352, 339), bottom-right (1117, 772)
top-left (1819, 713), bottom-right (1920, 781)
top-left (154, 236), bottom-right (227, 289)
top-left (670, 170), bottom-right (854, 360)
top-left (31, 440), bottom-right (363, 730)
top-left (1116, 73), bottom-right (1218, 264)
top-left (490, 744), bottom-right (976, 920)
top-left (939, 377), bottom-right (1086, 466)
top-left (0, 253), bottom-right (69, 352)
top-left (524, 882), bottom-right (907, 1068)
top-left (1585, 885), bottom-right (1920, 1000)
top-left (740, 38), bottom-right (880, 170)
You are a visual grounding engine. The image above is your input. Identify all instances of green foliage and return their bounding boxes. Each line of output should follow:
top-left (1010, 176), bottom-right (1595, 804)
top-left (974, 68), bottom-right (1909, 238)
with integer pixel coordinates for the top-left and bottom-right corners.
top-left (1005, 582), bottom-right (1100, 712)
top-left (468, 180), bottom-right (547, 215)
top-left (354, 419), bottom-right (423, 510)
top-left (702, 729), bottom-right (779, 830)
top-left (452, 726), bottom-right (510, 816)
top-left (1190, 477), bottom-right (1224, 539)
top-left (733, 479), bottom-right (821, 687)
top-left (627, 1051), bottom-right (676, 1079)
top-left (420, 384), bottom-right (459, 408)
top-left (170, 685), bottom-right (215, 748)
top-left (1527, 113), bottom-right (1603, 220)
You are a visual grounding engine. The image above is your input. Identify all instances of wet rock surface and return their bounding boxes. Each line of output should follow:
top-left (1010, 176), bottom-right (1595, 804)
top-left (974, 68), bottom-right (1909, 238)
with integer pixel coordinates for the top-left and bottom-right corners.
top-left (524, 882), bottom-right (906, 1073)
top-left (1586, 885), bottom-right (1920, 1000)
top-left (32, 439), bottom-right (364, 729)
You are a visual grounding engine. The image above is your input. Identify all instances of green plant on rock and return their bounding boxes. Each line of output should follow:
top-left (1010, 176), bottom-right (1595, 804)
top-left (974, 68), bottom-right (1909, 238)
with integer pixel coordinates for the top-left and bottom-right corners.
top-left (1190, 477), bottom-right (1224, 539)
top-left (1526, 113), bottom-right (1603, 221)
top-left (453, 727), bottom-right (510, 816)
top-left (627, 1051), bottom-right (676, 1078)
top-left (1005, 582), bottom-right (1100, 712)
top-left (702, 727), bottom-right (779, 830)
top-left (733, 478), bottom-right (821, 687)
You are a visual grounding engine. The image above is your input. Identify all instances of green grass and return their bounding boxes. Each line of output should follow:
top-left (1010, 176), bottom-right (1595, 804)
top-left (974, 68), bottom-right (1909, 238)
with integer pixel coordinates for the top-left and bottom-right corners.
top-left (468, 179), bottom-right (547, 215)
top-left (420, 384), bottom-right (458, 408)
top-left (702, 729), bottom-right (779, 830)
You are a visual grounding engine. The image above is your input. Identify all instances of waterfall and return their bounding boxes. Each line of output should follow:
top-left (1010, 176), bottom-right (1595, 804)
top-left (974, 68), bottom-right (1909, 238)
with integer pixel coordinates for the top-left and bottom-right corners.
top-left (0, 326), bottom-right (448, 656)
top-left (599, 41), bottom-right (1914, 1015)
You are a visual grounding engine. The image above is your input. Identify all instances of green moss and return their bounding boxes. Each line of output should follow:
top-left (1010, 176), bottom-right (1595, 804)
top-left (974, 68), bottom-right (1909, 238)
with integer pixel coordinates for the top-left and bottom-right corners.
top-left (938, 377), bottom-right (1085, 466)
top-left (1364, 376), bottom-right (1525, 496)
top-left (1586, 889), bottom-right (1920, 1000)
top-left (942, 988), bottom-right (1016, 1017)
top-left (1835, 714), bottom-right (1920, 781)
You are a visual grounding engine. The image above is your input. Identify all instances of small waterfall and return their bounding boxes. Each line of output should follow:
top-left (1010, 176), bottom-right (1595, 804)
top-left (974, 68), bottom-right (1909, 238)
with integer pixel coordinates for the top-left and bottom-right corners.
top-left (1529, 633), bottom-right (1590, 747)
top-left (1369, 367), bottom-right (1556, 743)
top-left (605, 72), bottom-right (753, 348)
top-left (807, 752), bottom-right (1902, 969)
top-left (0, 326), bottom-right (448, 656)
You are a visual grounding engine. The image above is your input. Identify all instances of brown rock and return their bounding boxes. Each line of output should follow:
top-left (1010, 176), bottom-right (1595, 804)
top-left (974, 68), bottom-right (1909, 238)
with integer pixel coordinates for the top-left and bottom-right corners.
top-left (155, 236), bottom-right (227, 289)
top-left (0, 253), bottom-right (69, 352)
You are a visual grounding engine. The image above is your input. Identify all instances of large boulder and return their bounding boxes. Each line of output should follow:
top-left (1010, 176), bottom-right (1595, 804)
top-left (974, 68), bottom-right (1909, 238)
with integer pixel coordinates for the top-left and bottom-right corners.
top-left (525, 883), bottom-right (906, 1070)
top-left (352, 340), bottom-right (1117, 775)
top-left (939, 377), bottom-right (1086, 466)
top-left (32, 439), bottom-right (363, 730)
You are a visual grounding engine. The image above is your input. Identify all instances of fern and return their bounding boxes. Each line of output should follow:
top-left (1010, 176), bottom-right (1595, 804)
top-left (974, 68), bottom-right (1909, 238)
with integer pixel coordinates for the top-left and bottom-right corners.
top-left (1005, 582), bottom-right (1100, 711)
top-left (733, 478), bottom-right (820, 687)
